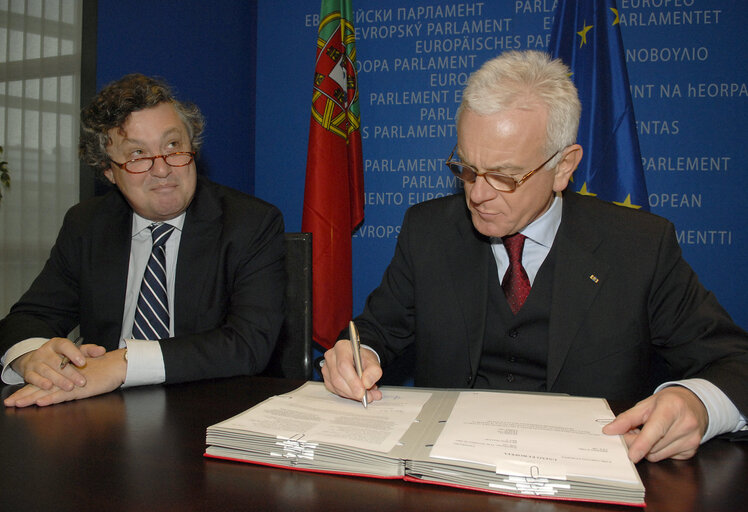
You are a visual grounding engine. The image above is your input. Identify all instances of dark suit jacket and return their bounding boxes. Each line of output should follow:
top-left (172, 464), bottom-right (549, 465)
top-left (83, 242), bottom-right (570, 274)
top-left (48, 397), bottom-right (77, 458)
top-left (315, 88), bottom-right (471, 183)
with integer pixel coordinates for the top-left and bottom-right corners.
top-left (0, 176), bottom-right (286, 383)
top-left (355, 191), bottom-right (748, 412)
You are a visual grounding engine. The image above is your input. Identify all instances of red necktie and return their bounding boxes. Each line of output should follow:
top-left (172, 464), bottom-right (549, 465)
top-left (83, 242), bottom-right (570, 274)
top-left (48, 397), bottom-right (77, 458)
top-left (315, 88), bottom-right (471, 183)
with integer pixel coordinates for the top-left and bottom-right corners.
top-left (501, 233), bottom-right (531, 315)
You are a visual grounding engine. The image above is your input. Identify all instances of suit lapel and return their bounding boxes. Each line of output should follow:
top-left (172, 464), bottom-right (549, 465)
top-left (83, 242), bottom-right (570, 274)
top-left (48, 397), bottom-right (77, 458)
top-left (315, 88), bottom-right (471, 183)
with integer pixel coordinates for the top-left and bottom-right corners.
top-left (444, 198), bottom-right (491, 376)
top-left (546, 193), bottom-right (609, 389)
top-left (173, 178), bottom-right (222, 334)
top-left (92, 190), bottom-right (132, 348)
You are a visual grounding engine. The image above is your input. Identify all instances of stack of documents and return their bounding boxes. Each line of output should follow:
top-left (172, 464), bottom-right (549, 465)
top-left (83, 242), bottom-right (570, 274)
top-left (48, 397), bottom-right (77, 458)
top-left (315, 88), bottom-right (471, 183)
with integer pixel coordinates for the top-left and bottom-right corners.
top-left (205, 382), bottom-right (645, 507)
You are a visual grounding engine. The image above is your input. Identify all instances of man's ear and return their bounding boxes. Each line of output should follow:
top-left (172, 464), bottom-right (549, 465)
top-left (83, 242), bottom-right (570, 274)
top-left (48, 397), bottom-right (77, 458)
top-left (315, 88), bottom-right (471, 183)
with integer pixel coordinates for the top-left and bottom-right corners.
top-left (103, 167), bottom-right (116, 184)
top-left (553, 144), bottom-right (583, 192)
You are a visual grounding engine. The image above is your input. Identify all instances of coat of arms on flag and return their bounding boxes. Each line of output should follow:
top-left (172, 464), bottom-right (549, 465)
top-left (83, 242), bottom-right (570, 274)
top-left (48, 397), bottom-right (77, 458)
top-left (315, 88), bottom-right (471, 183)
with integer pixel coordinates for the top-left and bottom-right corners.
top-left (311, 11), bottom-right (360, 140)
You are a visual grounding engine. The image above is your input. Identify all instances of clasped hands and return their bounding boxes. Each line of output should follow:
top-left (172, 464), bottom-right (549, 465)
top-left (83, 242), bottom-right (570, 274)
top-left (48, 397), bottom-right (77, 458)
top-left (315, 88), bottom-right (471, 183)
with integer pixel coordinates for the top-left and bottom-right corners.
top-left (321, 339), bottom-right (708, 464)
top-left (4, 337), bottom-right (127, 408)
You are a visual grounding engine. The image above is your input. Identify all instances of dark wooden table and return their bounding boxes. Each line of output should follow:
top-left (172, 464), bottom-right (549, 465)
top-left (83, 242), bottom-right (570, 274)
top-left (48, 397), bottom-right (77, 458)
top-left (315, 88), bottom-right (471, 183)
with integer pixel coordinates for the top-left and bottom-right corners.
top-left (1, 376), bottom-right (745, 511)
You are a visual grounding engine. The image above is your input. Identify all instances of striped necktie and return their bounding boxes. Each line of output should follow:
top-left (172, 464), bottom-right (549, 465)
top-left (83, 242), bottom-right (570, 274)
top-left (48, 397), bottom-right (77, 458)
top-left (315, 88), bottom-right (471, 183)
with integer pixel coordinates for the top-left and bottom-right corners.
top-left (501, 233), bottom-right (531, 315)
top-left (132, 222), bottom-right (175, 340)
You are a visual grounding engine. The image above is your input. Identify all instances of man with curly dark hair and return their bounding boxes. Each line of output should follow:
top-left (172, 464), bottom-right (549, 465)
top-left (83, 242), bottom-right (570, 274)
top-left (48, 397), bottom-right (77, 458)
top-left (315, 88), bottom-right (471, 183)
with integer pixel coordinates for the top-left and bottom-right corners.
top-left (1, 74), bottom-right (286, 406)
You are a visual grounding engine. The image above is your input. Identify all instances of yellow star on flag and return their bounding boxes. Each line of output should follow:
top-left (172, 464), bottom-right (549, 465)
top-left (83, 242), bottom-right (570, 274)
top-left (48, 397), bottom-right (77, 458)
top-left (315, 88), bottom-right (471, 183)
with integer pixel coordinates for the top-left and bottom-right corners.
top-left (577, 182), bottom-right (597, 197)
top-left (577, 21), bottom-right (593, 48)
top-left (613, 194), bottom-right (643, 209)
top-left (610, 8), bottom-right (620, 26)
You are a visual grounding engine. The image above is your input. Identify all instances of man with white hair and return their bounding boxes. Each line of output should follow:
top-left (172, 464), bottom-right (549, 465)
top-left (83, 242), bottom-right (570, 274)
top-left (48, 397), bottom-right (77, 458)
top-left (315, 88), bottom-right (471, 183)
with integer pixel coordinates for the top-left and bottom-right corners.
top-left (322, 50), bottom-right (748, 463)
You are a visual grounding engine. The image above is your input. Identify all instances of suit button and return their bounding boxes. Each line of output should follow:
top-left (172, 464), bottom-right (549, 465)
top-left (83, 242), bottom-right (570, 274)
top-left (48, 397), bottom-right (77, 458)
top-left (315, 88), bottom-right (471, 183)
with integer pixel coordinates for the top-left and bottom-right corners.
top-left (506, 373), bottom-right (515, 383)
top-left (466, 375), bottom-right (472, 384)
top-left (509, 356), bottom-right (516, 363)
top-left (508, 329), bottom-right (518, 338)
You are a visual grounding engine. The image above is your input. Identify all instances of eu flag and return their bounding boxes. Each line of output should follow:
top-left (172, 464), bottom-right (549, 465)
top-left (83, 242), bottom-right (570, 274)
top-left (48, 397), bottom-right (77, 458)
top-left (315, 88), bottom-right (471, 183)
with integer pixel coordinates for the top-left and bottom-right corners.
top-left (550, 0), bottom-right (648, 210)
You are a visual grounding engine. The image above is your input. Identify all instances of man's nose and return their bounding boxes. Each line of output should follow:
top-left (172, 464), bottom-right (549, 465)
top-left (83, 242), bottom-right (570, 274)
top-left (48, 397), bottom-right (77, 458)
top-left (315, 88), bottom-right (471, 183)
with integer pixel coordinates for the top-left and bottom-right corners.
top-left (149, 155), bottom-right (173, 177)
top-left (469, 175), bottom-right (498, 203)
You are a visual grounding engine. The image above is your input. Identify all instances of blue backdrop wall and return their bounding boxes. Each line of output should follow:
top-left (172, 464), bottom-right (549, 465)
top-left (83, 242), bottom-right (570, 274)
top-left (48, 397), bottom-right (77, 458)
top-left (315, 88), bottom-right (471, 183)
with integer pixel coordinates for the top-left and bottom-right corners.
top-left (96, 0), bottom-right (257, 194)
top-left (97, 1), bottom-right (747, 330)
top-left (254, 0), bottom-right (748, 330)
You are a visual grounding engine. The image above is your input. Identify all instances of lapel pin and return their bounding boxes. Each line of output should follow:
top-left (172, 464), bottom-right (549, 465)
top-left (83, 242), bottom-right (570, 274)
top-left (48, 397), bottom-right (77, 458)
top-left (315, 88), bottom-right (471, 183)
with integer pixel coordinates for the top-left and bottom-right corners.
top-left (589, 274), bottom-right (600, 284)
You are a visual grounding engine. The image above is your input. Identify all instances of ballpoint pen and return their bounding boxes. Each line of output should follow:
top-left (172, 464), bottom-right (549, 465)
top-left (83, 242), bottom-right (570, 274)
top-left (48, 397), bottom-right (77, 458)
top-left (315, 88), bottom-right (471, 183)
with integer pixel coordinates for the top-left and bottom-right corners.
top-left (59, 336), bottom-right (84, 370)
top-left (348, 321), bottom-right (368, 408)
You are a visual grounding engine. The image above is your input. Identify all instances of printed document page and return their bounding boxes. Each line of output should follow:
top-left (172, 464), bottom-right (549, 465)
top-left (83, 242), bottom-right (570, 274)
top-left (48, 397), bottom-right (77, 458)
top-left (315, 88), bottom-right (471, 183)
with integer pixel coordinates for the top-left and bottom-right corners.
top-left (216, 382), bottom-right (431, 453)
top-left (429, 392), bottom-right (638, 483)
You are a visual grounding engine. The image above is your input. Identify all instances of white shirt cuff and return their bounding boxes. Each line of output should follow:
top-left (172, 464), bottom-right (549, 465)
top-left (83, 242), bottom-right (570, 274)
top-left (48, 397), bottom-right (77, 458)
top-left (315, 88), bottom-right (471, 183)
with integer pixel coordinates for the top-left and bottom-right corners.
top-left (1, 337), bottom-right (49, 385)
top-left (122, 339), bottom-right (166, 388)
top-left (360, 344), bottom-right (381, 364)
top-left (656, 378), bottom-right (747, 442)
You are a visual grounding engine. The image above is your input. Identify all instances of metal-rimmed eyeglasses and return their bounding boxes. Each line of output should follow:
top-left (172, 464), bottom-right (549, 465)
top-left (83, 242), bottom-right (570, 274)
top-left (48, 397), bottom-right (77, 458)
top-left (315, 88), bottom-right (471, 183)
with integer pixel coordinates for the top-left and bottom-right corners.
top-left (445, 145), bottom-right (560, 192)
top-left (110, 151), bottom-right (196, 174)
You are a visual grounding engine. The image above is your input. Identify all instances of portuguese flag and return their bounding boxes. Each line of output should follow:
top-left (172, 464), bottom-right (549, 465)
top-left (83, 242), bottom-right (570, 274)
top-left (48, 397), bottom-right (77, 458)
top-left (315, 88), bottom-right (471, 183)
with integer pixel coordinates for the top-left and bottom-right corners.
top-left (302, 0), bottom-right (364, 350)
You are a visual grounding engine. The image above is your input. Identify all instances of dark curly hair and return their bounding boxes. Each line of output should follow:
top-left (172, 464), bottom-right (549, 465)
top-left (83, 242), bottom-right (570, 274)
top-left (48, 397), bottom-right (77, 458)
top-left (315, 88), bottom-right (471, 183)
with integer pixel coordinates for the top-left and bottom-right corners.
top-left (79, 74), bottom-right (205, 177)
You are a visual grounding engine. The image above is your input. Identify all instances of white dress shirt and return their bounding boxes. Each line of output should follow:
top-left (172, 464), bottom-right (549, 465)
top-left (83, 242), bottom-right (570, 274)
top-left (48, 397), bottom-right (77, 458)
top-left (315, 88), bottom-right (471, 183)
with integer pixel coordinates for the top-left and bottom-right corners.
top-left (119, 212), bottom-right (185, 387)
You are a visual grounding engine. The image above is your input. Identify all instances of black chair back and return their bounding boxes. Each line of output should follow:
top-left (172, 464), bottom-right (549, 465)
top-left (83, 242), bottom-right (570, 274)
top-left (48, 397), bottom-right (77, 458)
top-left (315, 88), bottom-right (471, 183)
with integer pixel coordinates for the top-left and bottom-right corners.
top-left (263, 232), bottom-right (313, 379)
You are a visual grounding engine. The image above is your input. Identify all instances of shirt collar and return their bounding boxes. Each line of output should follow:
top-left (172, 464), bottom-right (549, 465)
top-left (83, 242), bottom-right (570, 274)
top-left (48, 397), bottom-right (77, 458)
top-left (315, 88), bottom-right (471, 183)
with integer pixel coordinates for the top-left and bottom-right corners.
top-left (521, 193), bottom-right (563, 248)
top-left (131, 212), bottom-right (186, 237)
top-left (490, 193), bottom-right (563, 248)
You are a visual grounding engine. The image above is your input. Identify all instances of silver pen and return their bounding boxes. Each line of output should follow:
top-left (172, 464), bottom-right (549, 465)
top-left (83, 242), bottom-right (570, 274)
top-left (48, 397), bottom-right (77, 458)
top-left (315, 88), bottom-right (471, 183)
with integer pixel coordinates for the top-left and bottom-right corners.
top-left (59, 336), bottom-right (84, 370)
top-left (349, 321), bottom-right (368, 408)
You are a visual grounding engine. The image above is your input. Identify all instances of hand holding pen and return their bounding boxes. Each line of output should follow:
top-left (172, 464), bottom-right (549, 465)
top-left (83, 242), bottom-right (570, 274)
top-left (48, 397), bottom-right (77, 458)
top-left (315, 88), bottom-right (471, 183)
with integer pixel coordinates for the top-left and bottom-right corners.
top-left (59, 336), bottom-right (84, 369)
top-left (318, 322), bottom-right (384, 405)
top-left (5, 336), bottom-right (104, 397)
top-left (348, 321), bottom-right (367, 408)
